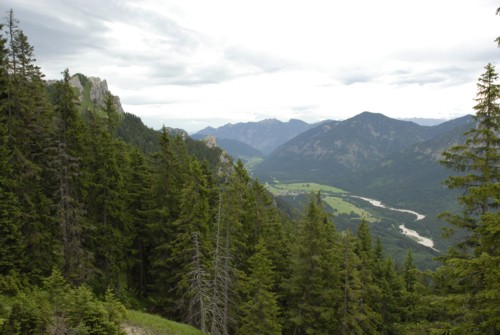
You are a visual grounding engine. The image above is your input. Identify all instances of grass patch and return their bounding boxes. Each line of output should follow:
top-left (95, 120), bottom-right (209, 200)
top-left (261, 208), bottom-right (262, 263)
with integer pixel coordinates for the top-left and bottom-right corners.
top-left (272, 182), bottom-right (348, 194)
top-left (324, 196), bottom-right (378, 222)
top-left (124, 310), bottom-right (204, 335)
top-left (244, 157), bottom-right (264, 171)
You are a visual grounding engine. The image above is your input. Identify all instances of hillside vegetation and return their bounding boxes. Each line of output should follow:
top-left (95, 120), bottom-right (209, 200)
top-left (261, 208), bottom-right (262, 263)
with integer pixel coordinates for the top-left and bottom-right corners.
top-left (0, 9), bottom-right (498, 335)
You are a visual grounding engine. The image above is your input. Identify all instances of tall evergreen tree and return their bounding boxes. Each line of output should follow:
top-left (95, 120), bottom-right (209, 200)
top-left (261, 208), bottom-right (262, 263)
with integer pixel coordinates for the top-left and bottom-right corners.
top-left (3, 11), bottom-right (58, 279)
top-left (172, 159), bottom-right (211, 331)
top-left (149, 128), bottom-right (186, 316)
top-left (0, 115), bottom-right (23, 274)
top-left (338, 229), bottom-right (365, 335)
top-left (51, 69), bottom-right (90, 284)
top-left (0, 20), bottom-right (24, 274)
top-left (354, 221), bottom-right (382, 333)
top-left (124, 147), bottom-right (152, 298)
top-left (286, 193), bottom-right (340, 335)
top-left (237, 239), bottom-right (282, 335)
top-left (86, 92), bottom-right (130, 293)
top-left (437, 63), bottom-right (500, 334)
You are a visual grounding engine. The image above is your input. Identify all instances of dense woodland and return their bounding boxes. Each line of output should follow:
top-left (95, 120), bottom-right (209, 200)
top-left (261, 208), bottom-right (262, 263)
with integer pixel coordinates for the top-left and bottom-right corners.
top-left (0, 9), bottom-right (499, 335)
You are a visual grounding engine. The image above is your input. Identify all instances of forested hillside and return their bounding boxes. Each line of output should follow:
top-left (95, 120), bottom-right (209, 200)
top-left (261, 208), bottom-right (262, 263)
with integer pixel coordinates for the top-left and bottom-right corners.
top-left (0, 9), bottom-right (499, 335)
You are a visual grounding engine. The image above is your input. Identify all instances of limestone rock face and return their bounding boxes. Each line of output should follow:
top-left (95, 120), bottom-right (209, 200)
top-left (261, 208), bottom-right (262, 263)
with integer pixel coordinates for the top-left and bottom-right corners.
top-left (204, 135), bottom-right (218, 149)
top-left (69, 74), bottom-right (125, 114)
top-left (88, 77), bottom-right (109, 107)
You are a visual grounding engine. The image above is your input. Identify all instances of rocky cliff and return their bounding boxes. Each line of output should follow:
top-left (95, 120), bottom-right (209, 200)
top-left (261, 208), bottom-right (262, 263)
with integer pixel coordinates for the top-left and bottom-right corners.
top-left (68, 74), bottom-right (125, 114)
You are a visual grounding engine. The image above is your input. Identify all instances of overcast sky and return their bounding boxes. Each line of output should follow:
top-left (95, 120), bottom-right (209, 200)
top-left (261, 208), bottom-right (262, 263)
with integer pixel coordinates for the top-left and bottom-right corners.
top-left (3, 0), bottom-right (499, 133)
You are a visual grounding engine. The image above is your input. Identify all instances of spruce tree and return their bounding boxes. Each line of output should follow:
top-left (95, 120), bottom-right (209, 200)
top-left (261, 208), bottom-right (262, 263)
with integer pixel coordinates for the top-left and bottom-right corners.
top-left (0, 115), bottom-right (23, 274)
top-left (437, 63), bottom-right (500, 334)
top-left (338, 229), bottom-right (364, 335)
top-left (86, 91), bottom-right (129, 292)
top-left (124, 147), bottom-right (152, 298)
top-left (149, 127), bottom-right (186, 316)
top-left (237, 239), bottom-right (282, 335)
top-left (354, 221), bottom-right (382, 333)
top-left (172, 159), bottom-right (211, 331)
top-left (0, 20), bottom-right (24, 274)
top-left (286, 193), bottom-right (340, 335)
top-left (51, 69), bottom-right (90, 284)
top-left (3, 11), bottom-right (58, 279)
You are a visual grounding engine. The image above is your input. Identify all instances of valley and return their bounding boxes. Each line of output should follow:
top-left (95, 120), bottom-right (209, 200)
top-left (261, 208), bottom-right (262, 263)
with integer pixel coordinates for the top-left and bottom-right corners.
top-left (265, 180), bottom-right (440, 265)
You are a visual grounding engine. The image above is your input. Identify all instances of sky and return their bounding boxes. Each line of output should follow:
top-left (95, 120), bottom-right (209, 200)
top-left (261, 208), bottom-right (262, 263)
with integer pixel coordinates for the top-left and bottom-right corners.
top-left (3, 0), bottom-right (499, 133)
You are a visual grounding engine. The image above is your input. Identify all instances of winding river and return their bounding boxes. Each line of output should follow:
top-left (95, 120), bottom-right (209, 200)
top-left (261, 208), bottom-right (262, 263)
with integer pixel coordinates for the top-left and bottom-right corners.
top-left (351, 196), bottom-right (438, 251)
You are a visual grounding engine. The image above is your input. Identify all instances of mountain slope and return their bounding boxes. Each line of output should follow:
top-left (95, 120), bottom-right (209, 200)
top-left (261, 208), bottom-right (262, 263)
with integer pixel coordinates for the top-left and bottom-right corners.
top-left (207, 137), bottom-right (264, 160)
top-left (337, 118), bottom-right (474, 212)
top-left (254, 112), bottom-right (441, 183)
top-left (194, 118), bottom-right (316, 155)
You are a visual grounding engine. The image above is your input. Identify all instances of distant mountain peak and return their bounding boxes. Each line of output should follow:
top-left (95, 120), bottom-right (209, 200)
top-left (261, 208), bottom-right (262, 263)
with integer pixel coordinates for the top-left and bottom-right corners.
top-left (194, 118), bottom-right (315, 154)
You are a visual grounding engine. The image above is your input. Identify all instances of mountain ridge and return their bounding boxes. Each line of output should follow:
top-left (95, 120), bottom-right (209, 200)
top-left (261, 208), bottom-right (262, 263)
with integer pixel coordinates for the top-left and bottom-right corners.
top-left (194, 118), bottom-right (317, 155)
top-left (253, 111), bottom-right (460, 183)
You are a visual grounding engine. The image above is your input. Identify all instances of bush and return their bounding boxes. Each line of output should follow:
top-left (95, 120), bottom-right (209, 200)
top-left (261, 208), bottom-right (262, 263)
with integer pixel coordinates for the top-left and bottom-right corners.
top-left (0, 291), bottom-right (50, 335)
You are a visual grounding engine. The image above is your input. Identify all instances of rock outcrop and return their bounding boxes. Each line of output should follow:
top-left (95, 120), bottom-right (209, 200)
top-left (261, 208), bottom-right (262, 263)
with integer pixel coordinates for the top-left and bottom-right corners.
top-left (69, 74), bottom-right (125, 114)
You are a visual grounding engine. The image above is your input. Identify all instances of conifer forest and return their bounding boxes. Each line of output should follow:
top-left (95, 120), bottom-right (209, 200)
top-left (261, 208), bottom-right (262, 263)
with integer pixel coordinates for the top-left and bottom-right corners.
top-left (0, 7), bottom-right (499, 335)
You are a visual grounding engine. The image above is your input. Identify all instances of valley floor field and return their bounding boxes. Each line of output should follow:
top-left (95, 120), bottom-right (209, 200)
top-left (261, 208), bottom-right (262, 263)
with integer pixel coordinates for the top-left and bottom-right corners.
top-left (266, 180), bottom-right (437, 251)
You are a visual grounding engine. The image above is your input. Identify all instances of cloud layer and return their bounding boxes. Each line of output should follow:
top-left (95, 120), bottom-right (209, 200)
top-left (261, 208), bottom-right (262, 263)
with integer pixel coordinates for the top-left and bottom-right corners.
top-left (3, 0), bottom-right (499, 132)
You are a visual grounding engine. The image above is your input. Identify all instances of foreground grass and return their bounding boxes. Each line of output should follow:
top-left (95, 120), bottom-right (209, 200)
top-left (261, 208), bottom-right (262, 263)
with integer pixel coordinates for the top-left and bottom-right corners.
top-left (124, 310), bottom-right (204, 335)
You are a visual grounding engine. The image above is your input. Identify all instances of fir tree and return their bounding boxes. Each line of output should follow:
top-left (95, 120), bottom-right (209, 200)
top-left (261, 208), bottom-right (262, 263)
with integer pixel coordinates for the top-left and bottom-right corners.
top-left (172, 159), bottom-right (211, 331)
top-left (0, 20), bottom-right (24, 274)
top-left (286, 193), bottom-right (340, 335)
top-left (237, 239), bottom-right (282, 335)
top-left (338, 229), bottom-right (364, 335)
top-left (50, 69), bottom-right (91, 284)
top-left (0, 114), bottom-right (23, 274)
top-left (3, 11), bottom-right (58, 279)
top-left (86, 92), bottom-right (130, 293)
top-left (354, 221), bottom-right (382, 333)
top-left (149, 127), bottom-right (186, 316)
top-left (437, 63), bottom-right (500, 334)
top-left (124, 147), bottom-right (152, 298)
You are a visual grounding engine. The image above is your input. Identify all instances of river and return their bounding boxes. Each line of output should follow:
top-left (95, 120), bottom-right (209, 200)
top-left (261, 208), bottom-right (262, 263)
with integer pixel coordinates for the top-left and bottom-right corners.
top-left (351, 196), bottom-right (437, 251)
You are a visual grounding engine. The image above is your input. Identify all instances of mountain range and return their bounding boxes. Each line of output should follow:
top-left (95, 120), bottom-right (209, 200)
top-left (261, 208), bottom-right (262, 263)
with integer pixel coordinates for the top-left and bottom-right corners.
top-left (193, 118), bottom-right (321, 155)
top-left (65, 73), bottom-right (474, 267)
top-left (253, 112), bottom-right (473, 185)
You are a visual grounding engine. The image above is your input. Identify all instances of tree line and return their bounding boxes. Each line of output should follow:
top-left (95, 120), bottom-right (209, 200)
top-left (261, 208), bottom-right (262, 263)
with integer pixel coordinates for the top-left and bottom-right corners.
top-left (0, 9), bottom-right (499, 335)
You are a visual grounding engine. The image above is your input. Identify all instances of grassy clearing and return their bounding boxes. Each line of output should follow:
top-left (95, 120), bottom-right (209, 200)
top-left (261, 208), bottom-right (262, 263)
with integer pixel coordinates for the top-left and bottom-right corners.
top-left (324, 196), bottom-right (378, 222)
top-left (244, 157), bottom-right (264, 171)
top-left (124, 310), bottom-right (204, 335)
top-left (272, 182), bottom-right (348, 194)
top-left (266, 181), bottom-right (378, 222)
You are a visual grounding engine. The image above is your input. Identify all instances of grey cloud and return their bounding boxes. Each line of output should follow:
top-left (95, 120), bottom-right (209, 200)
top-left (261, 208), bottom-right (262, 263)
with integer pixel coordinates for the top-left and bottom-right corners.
top-left (5, 1), bottom-right (292, 89)
top-left (390, 66), bottom-right (475, 87)
top-left (335, 67), bottom-right (379, 85)
top-left (225, 47), bottom-right (290, 73)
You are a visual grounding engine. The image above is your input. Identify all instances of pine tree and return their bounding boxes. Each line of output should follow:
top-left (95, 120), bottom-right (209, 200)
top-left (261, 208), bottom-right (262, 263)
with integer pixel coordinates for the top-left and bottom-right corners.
top-left (237, 239), bottom-right (282, 335)
top-left (172, 159), bottom-right (211, 331)
top-left (2, 11), bottom-right (58, 279)
top-left (124, 147), bottom-right (152, 298)
top-left (437, 63), bottom-right (500, 334)
top-left (86, 91), bottom-right (130, 293)
top-left (149, 128), bottom-right (186, 316)
top-left (286, 193), bottom-right (340, 335)
top-left (0, 20), bottom-right (24, 274)
top-left (338, 229), bottom-right (365, 335)
top-left (354, 221), bottom-right (382, 333)
top-left (0, 115), bottom-right (23, 274)
top-left (51, 69), bottom-right (90, 284)
top-left (209, 163), bottom-right (248, 335)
